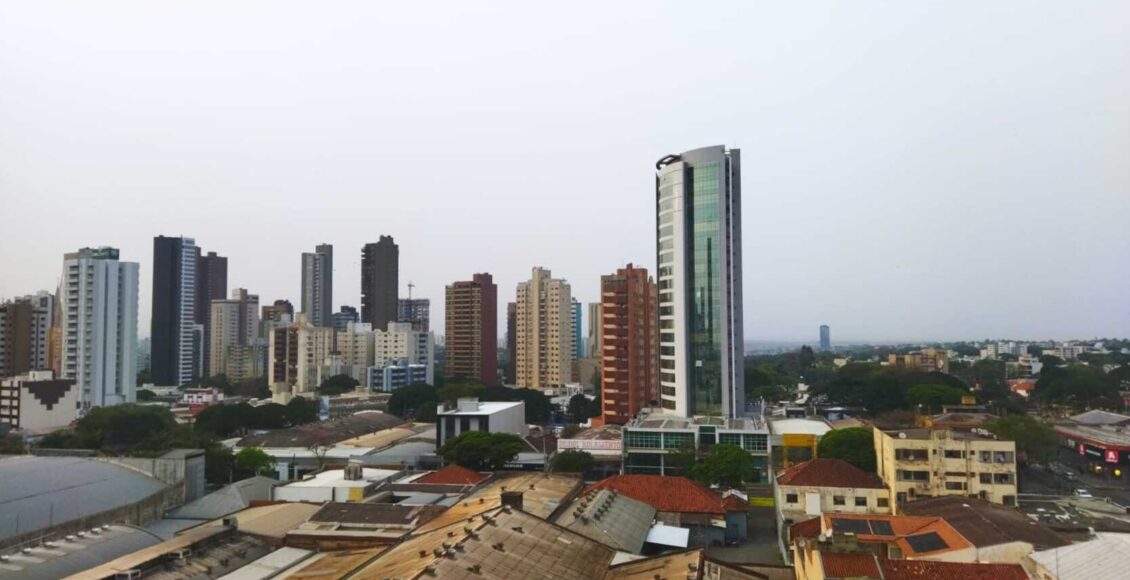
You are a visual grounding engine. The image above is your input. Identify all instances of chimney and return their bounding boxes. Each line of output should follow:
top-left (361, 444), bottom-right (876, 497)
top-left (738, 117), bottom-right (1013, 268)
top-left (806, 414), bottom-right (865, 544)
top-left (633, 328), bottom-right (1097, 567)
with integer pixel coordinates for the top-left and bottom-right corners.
top-left (501, 491), bottom-right (524, 511)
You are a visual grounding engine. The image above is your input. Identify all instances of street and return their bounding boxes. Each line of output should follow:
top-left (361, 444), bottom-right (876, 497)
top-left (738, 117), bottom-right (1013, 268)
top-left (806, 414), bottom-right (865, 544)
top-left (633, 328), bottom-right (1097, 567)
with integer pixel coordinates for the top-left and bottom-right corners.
top-left (1020, 448), bottom-right (1130, 508)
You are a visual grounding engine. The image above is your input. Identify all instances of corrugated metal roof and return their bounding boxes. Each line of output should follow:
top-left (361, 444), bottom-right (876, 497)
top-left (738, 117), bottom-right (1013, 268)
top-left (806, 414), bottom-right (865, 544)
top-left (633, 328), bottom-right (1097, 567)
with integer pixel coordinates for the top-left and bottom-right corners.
top-left (1029, 532), bottom-right (1130, 579)
top-left (0, 456), bottom-right (167, 542)
top-left (165, 476), bottom-right (277, 520)
top-left (0, 525), bottom-right (163, 580)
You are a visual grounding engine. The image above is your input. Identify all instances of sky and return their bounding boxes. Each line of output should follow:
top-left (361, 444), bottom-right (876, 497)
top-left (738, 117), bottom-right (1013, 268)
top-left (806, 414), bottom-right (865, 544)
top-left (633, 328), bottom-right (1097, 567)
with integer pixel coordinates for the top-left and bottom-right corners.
top-left (1, 1), bottom-right (1128, 344)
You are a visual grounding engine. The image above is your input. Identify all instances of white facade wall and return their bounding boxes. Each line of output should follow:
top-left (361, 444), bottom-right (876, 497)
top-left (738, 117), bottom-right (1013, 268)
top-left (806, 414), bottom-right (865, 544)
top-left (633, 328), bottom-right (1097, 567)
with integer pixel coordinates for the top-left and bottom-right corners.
top-left (374, 322), bottom-right (434, 386)
top-left (60, 248), bottom-right (138, 409)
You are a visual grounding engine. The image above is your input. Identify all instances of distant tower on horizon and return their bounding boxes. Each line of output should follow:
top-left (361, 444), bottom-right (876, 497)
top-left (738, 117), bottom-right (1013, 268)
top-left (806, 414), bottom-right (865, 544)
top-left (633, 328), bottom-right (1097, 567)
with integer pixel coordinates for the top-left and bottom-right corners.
top-left (820, 324), bottom-right (831, 351)
top-left (655, 146), bottom-right (745, 418)
top-left (300, 244), bottom-right (333, 327)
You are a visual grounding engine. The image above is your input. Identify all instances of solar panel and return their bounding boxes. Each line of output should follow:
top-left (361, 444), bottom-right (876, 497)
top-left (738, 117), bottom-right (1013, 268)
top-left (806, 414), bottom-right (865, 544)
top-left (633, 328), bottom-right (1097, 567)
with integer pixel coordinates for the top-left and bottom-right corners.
top-left (868, 520), bottom-right (894, 535)
top-left (905, 532), bottom-right (948, 553)
top-left (831, 519), bottom-right (871, 534)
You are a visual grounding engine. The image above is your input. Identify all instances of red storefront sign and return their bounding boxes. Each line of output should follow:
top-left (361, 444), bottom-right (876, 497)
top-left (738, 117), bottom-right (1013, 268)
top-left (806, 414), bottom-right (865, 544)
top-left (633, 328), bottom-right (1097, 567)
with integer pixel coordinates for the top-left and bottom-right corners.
top-left (1107, 450), bottom-right (1119, 464)
top-left (1079, 443), bottom-right (1086, 456)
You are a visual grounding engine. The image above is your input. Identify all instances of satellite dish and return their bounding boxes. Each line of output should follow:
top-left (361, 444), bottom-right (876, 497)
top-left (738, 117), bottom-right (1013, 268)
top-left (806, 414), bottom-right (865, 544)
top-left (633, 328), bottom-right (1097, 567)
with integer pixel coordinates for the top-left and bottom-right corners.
top-left (898, 432), bottom-right (907, 439)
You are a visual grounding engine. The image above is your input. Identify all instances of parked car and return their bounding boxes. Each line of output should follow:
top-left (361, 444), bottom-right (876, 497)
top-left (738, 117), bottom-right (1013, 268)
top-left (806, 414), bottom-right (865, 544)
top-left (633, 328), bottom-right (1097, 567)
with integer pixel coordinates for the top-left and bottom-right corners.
top-left (1074, 489), bottom-right (1093, 499)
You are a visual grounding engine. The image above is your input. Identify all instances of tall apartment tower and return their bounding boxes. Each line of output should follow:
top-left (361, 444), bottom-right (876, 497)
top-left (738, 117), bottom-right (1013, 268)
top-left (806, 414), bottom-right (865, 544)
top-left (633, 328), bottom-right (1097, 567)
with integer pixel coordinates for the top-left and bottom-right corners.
top-left (332, 306), bottom-right (359, 332)
top-left (572, 299), bottom-right (583, 361)
top-left (269, 313), bottom-right (334, 403)
top-left (398, 298), bottom-right (430, 332)
top-left (587, 302), bottom-right (603, 358)
top-left (208, 289), bottom-right (260, 379)
top-left (361, 236), bottom-right (398, 331)
top-left (655, 146), bottom-right (745, 418)
top-left (599, 264), bottom-right (659, 425)
top-left (195, 249), bottom-right (228, 375)
top-left (0, 292), bottom-right (54, 378)
top-left (505, 303), bottom-right (517, 384)
top-left (59, 247), bottom-right (139, 408)
top-left (444, 273), bottom-right (498, 385)
top-left (151, 236), bottom-right (197, 386)
top-left (819, 325), bottom-right (831, 351)
top-left (515, 267), bottom-right (574, 389)
top-left (301, 244), bottom-right (333, 327)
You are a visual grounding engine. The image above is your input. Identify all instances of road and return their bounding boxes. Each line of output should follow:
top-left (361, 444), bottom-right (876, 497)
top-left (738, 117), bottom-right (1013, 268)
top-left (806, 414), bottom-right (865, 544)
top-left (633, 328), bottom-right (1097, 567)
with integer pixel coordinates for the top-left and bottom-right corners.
top-left (1020, 449), bottom-right (1130, 508)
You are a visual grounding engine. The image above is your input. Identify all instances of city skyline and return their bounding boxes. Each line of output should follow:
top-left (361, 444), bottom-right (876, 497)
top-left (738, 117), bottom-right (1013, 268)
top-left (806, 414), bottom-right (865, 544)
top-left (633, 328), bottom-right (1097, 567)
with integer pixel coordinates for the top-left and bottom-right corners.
top-left (1, 3), bottom-right (1128, 343)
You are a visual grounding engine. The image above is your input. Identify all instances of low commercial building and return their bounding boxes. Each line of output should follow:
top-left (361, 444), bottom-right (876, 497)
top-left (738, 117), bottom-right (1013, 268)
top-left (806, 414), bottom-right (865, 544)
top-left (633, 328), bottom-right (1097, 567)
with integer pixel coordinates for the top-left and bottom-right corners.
top-left (888, 348), bottom-right (950, 374)
top-left (435, 398), bottom-right (526, 449)
top-left (366, 358), bottom-right (427, 392)
top-left (586, 474), bottom-right (749, 546)
top-left (0, 370), bottom-right (78, 434)
top-left (272, 461), bottom-right (401, 502)
top-left (621, 412), bottom-right (770, 482)
top-left (1053, 410), bottom-right (1130, 481)
top-left (874, 428), bottom-right (1018, 510)
top-left (901, 496), bottom-right (1069, 563)
top-left (794, 549), bottom-right (1028, 580)
top-left (770, 417), bottom-right (832, 468)
top-left (775, 458), bottom-right (891, 559)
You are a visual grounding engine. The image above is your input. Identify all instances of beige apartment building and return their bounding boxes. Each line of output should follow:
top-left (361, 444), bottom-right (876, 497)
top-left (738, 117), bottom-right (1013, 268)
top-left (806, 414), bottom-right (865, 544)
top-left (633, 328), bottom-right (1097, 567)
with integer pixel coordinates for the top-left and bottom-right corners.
top-left (514, 267), bottom-right (574, 389)
top-left (336, 322), bottom-right (375, 368)
top-left (208, 288), bottom-right (259, 379)
top-left (874, 428), bottom-right (1017, 512)
top-left (269, 313), bottom-right (334, 403)
top-left (888, 348), bottom-right (950, 374)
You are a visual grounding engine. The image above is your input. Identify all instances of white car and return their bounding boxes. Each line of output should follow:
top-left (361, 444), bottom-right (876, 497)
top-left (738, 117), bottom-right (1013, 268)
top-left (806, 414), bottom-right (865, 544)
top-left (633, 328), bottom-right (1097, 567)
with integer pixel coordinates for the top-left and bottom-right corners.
top-left (1074, 489), bottom-right (1093, 499)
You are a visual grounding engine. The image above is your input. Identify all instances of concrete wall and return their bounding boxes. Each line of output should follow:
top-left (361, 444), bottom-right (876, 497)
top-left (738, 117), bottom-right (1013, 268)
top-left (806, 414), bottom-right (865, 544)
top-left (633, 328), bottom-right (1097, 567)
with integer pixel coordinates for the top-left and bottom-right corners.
top-left (101, 452), bottom-right (206, 502)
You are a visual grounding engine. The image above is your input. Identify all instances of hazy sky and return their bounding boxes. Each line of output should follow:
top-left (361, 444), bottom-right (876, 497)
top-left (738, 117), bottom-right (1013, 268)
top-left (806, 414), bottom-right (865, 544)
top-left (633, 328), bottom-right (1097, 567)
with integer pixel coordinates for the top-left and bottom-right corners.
top-left (1, 1), bottom-right (1128, 343)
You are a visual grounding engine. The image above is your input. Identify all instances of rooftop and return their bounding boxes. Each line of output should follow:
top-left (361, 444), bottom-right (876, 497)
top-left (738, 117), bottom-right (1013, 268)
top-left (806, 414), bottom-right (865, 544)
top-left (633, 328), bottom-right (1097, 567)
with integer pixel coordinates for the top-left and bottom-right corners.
top-left (816, 513), bottom-right (972, 557)
top-left (236, 411), bottom-right (406, 448)
top-left (776, 458), bottom-right (886, 489)
top-left (0, 456), bottom-right (168, 543)
top-left (281, 467), bottom-right (399, 489)
top-left (308, 503), bottom-right (447, 528)
top-left (818, 552), bottom-right (1028, 580)
top-left (604, 549), bottom-right (773, 580)
top-left (349, 506), bottom-right (616, 580)
top-left (1069, 409), bottom-right (1130, 426)
top-left (415, 472), bottom-right (583, 533)
top-left (770, 418), bottom-right (833, 436)
top-left (62, 526), bottom-right (270, 580)
top-left (555, 488), bottom-right (657, 553)
top-left (1028, 532), bottom-right (1130, 580)
top-left (197, 503), bottom-right (324, 540)
top-left (414, 464), bottom-right (489, 486)
top-left (1052, 422), bottom-right (1130, 448)
top-left (585, 475), bottom-right (747, 515)
top-left (878, 427), bottom-right (1003, 442)
top-left (628, 413), bottom-right (766, 432)
top-left (334, 424), bottom-right (432, 449)
top-left (166, 476), bottom-right (277, 520)
top-left (900, 496), bottom-right (1068, 550)
top-left (0, 525), bottom-right (164, 580)
top-left (565, 424), bottom-right (623, 441)
top-left (437, 399), bottom-right (523, 416)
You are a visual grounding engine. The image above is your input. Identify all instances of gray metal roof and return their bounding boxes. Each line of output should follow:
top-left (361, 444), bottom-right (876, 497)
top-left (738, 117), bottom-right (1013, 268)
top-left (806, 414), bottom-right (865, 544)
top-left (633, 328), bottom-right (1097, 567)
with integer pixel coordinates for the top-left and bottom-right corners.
top-left (165, 476), bottom-right (278, 520)
top-left (0, 456), bottom-right (167, 542)
top-left (555, 489), bottom-right (657, 553)
top-left (0, 524), bottom-right (163, 580)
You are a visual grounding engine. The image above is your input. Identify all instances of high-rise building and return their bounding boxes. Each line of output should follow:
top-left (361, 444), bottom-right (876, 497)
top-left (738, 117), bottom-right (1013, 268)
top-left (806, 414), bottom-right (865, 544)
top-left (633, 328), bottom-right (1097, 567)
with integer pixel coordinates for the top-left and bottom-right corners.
top-left (587, 302), bottom-right (603, 358)
top-left (208, 289), bottom-right (260, 379)
top-left (819, 325), bottom-right (831, 351)
top-left (504, 302), bottom-right (517, 384)
top-left (336, 322), bottom-right (375, 369)
top-left (361, 236), bottom-right (398, 331)
top-left (260, 299), bottom-right (294, 337)
top-left (195, 249), bottom-right (227, 376)
top-left (398, 298), bottom-right (430, 332)
top-left (444, 273), bottom-right (498, 385)
top-left (572, 299), bottom-right (583, 362)
top-left (269, 313), bottom-right (334, 403)
top-left (59, 247), bottom-right (139, 408)
top-left (331, 305), bottom-right (359, 332)
top-left (151, 235), bottom-right (197, 386)
top-left (599, 264), bottom-right (659, 425)
top-left (655, 146), bottom-right (745, 417)
top-left (0, 292), bottom-right (53, 379)
top-left (373, 322), bottom-right (435, 386)
top-left (300, 244), bottom-right (333, 327)
top-left (515, 267), bottom-right (573, 389)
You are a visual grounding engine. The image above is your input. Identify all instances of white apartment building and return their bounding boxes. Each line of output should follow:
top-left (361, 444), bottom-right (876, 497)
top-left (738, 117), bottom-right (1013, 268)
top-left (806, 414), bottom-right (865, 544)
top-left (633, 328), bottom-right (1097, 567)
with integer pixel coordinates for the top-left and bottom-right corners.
top-left (514, 267), bottom-right (573, 389)
top-left (59, 247), bottom-right (139, 409)
top-left (208, 288), bottom-right (259, 379)
top-left (269, 314), bottom-right (334, 403)
top-left (374, 322), bottom-right (434, 386)
top-left (0, 370), bottom-right (78, 434)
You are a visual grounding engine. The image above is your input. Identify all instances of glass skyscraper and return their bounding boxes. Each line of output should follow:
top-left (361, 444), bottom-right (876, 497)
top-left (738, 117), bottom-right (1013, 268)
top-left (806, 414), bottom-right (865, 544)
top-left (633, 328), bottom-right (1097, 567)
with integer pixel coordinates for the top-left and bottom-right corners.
top-left (655, 146), bottom-right (745, 418)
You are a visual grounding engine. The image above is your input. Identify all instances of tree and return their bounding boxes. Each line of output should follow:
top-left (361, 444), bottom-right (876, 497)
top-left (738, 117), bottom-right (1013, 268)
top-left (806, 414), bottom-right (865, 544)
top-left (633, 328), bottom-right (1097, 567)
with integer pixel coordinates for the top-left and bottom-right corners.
top-left (318, 374), bottom-right (359, 396)
top-left (984, 415), bottom-right (1059, 464)
top-left (690, 444), bottom-right (755, 489)
top-left (0, 433), bottom-right (26, 454)
top-left (817, 428), bottom-right (876, 472)
top-left (906, 384), bottom-right (967, 411)
top-left (252, 403), bottom-right (290, 429)
top-left (665, 441), bottom-right (697, 476)
top-left (480, 385), bottom-right (553, 424)
top-left (567, 394), bottom-right (599, 423)
top-left (388, 383), bottom-right (439, 418)
top-left (439, 431), bottom-right (524, 470)
top-left (136, 389), bottom-right (157, 402)
top-left (286, 396), bottom-right (319, 425)
top-left (438, 380), bottom-right (485, 402)
top-left (551, 450), bottom-right (594, 473)
top-left (234, 447), bottom-right (275, 477)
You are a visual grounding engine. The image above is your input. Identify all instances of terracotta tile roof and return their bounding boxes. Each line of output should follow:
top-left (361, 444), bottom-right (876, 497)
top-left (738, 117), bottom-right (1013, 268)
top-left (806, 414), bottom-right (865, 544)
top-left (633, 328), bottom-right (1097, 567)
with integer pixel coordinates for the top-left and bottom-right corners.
top-left (820, 513), bottom-right (972, 557)
top-left (901, 496), bottom-right (1069, 549)
top-left (790, 517), bottom-right (823, 540)
top-left (776, 458), bottom-right (886, 489)
top-left (820, 552), bottom-right (880, 578)
top-left (879, 559), bottom-right (1028, 580)
top-left (585, 475), bottom-right (747, 514)
top-left (415, 464), bottom-right (488, 485)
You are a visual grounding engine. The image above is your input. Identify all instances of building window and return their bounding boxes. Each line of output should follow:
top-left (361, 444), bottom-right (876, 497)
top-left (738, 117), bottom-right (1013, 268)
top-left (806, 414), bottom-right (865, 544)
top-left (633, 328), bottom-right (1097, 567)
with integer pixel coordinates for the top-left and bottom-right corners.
top-left (944, 481), bottom-right (966, 491)
top-left (944, 450), bottom-right (964, 459)
top-left (854, 497), bottom-right (867, 507)
top-left (877, 498), bottom-right (889, 508)
top-left (786, 493), bottom-right (798, 504)
top-left (895, 449), bottom-right (929, 461)
top-left (994, 473), bottom-right (1014, 484)
top-left (833, 496), bottom-right (845, 506)
top-left (625, 431), bottom-right (661, 449)
top-left (898, 470), bottom-right (929, 482)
